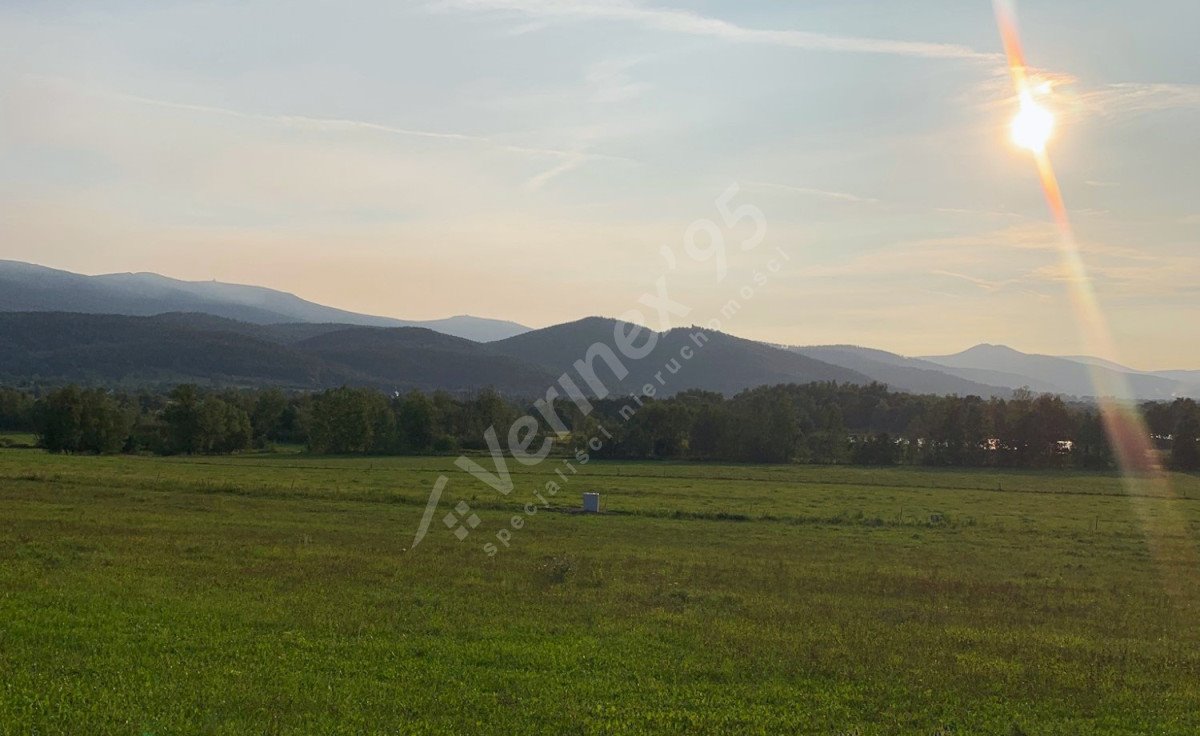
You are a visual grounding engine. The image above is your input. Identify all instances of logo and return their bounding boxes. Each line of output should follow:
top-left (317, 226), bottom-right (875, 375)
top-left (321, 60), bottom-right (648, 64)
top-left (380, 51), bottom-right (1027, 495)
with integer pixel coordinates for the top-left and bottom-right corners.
top-left (442, 499), bottom-right (481, 541)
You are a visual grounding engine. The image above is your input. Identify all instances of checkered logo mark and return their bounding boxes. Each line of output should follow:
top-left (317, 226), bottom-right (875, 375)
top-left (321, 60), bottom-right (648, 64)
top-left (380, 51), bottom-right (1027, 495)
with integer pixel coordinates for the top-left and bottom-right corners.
top-left (443, 500), bottom-right (481, 541)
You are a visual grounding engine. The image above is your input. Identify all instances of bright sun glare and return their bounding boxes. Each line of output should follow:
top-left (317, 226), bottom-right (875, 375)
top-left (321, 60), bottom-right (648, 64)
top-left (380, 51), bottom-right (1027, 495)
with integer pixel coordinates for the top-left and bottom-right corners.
top-left (1011, 92), bottom-right (1054, 152)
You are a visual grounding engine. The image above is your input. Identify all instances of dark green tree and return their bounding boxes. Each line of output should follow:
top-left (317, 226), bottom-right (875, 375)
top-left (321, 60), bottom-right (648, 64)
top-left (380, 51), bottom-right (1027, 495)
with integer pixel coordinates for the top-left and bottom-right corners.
top-left (1171, 414), bottom-right (1200, 471)
top-left (1072, 409), bottom-right (1113, 469)
top-left (34, 386), bottom-right (131, 454)
top-left (306, 387), bottom-right (394, 454)
top-left (398, 391), bottom-right (436, 453)
top-left (250, 388), bottom-right (289, 448)
top-left (162, 385), bottom-right (252, 454)
top-left (690, 403), bottom-right (732, 460)
top-left (0, 388), bottom-right (34, 431)
top-left (852, 432), bottom-right (899, 466)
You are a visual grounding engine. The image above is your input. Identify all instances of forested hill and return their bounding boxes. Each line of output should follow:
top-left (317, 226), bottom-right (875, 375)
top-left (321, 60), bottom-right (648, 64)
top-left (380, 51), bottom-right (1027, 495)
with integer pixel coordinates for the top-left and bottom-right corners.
top-left (14, 311), bottom-right (1190, 402)
top-left (0, 312), bottom-right (553, 394)
top-left (489, 317), bottom-right (869, 396)
top-left (0, 312), bottom-right (865, 396)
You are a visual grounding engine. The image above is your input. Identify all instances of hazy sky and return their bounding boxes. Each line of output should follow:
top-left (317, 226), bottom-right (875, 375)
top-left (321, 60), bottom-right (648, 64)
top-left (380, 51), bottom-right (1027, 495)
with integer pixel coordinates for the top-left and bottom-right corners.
top-left (2, 1), bottom-right (1197, 368)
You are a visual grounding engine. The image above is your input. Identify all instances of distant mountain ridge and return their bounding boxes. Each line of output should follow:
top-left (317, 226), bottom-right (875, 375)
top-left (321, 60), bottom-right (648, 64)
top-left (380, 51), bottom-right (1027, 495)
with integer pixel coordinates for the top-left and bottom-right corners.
top-left (2, 260), bottom-right (1196, 400)
top-left (0, 260), bottom-right (530, 342)
top-left (789, 344), bottom-right (1200, 401)
top-left (789, 345), bottom-right (1013, 398)
top-left (919, 344), bottom-right (1196, 400)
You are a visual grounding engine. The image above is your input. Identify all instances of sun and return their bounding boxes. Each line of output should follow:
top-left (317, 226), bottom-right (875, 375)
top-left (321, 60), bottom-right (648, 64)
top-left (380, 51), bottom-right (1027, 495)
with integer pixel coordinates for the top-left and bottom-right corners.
top-left (1011, 93), bottom-right (1055, 152)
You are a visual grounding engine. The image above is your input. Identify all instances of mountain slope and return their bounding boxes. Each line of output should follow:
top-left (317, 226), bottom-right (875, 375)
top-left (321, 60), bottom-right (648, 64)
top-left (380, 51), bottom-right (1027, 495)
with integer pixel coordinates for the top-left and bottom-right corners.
top-left (5, 312), bottom-right (869, 396)
top-left (0, 312), bottom-right (549, 392)
top-left (0, 260), bottom-right (530, 342)
top-left (0, 312), bottom-right (349, 388)
top-left (490, 317), bottom-right (871, 397)
top-left (921, 344), bottom-right (1191, 400)
top-left (790, 345), bottom-right (1011, 397)
top-left (295, 327), bottom-right (555, 394)
top-left (1064, 355), bottom-right (1200, 388)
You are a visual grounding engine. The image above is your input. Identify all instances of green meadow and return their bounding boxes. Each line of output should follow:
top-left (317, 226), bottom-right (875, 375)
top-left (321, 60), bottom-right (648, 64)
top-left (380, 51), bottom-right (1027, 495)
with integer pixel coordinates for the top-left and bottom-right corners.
top-left (2, 447), bottom-right (1199, 735)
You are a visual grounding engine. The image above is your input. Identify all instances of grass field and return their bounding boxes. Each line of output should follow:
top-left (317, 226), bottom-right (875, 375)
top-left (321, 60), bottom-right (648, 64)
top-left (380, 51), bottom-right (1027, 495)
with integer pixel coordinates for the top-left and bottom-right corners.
top-left (2, 448), bottom-right (1199, 734)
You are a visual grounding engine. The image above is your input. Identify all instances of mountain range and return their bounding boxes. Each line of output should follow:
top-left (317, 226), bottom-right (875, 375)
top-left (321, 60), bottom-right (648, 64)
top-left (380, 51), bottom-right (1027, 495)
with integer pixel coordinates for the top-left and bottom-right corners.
top-left (0, 260), bottom-right (529, 342)
top-left (0, 312), bottom-right (867, 395)
top-left (1, 260), bottom-right (1196, 401)
top-left (791, 344), bottom-right (1200, 401)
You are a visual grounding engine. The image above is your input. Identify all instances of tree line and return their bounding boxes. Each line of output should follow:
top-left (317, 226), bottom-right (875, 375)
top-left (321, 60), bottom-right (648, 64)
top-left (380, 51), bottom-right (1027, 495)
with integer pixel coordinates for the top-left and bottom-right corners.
top-left (1, 383), bottom-right (1197, 471)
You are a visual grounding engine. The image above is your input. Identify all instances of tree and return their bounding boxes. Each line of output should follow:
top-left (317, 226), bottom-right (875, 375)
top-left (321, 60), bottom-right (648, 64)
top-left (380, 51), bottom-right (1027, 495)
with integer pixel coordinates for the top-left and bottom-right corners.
top-left (162, 385), bottom-right (252, 454)
top-left (162, 385), bottom-right (204, 454)
top-left (690, 404), bottom-right (732, 460)
top-left (1029, 395), bottom-right (1073, 467)
top-left (1003, 393), bottom-right (1070, 467)
top-left (199, 398), bottom-right (253, 454)
top-left (35, 386), bottom-right (84, 452)
top-left (250, 388), bottom-right (289, 448)
top-left (852, 432), bottom-right (899, 466)
top-left (1171, 414), bottom-right (1200, 471)
top-left (1072, 409), bottom-right (1113, 469)
top-left (397, 391), bottom-right (436, 453)
top-left (732, 388), bottom-right (798, 463)
top-left (306, 387), bottom-right (393, 454)
top-left (0, 388), bottom-right (33, 431)
top-left (460, 388), bottom-right (518, 450)
top-left (806, 404), bottom-right (849, 464)
top-left (34, 386), bottom-right (132, 454)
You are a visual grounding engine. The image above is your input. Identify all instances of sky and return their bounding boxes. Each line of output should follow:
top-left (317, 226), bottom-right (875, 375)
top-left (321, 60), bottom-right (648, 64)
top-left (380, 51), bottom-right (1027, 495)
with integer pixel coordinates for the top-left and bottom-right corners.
top-left (1, 1), bottom-right (1197, 369)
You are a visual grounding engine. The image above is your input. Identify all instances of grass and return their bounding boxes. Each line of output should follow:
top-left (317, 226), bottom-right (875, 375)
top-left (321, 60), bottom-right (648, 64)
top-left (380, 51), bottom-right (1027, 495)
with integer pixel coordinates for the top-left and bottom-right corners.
top-left (1, 450), bottom-right (1199, 734)
top-left (0, 432), bottom-right (36, 449)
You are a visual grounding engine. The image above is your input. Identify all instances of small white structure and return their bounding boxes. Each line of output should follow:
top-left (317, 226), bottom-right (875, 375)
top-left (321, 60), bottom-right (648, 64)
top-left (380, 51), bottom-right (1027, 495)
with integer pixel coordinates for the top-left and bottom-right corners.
top-left (582, 492), bottom-right (601, 513)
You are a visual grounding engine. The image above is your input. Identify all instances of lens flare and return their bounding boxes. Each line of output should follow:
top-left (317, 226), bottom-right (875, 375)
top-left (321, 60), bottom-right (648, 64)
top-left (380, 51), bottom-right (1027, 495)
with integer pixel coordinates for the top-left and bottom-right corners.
top-left (994, 0), bottom-right (1198, 609)
top-left (1011, 93), bottom-right (1054, 152)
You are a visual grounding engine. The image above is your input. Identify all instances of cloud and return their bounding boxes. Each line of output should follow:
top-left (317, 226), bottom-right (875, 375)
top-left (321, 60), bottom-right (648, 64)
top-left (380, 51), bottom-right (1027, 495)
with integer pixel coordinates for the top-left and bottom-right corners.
top-left (1078, 82), bottom-right (1200, 117)
top-left (3, 73), bottom-right (644, 225)
top-left (584, 57), bottom-right (653, 105)
top-left (898, 224), bottom-right (1160, 262)
top-left (785, 218), bottom-right (1198, 307)
top-left (430, 0), bottom-right (998, 61)
top-left (932, 269), bottom-right (1027, 293)
top-left (743, 180), bottom-right (879, 205)
top-left (102, 85), bottom-right (623, 166)
top-left (969, 68), bottom-right (1200, 122)
top-left (524, 152), bottom-right (589, 190)
top-left (934, 207), bottom-right (1026, 220)
top-left (11, 75), bottom-right (639, 196)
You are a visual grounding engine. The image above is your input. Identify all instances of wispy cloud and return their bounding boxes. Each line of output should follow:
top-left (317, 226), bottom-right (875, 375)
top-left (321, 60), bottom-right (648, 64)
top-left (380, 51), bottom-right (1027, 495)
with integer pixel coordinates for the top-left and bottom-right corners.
top-left (430, 0), bottom-right (998, 61)
top-left (932, 269), bottom-right (1035, 294)
top-left (1079, 82), bottom-right (1200, 116)
top-left (16, 76), bottom-right (640, 193)
top-left (743, 179), bottom-right (878, 204)
top-left (580, 56), bottom-right (654, 105)
top-left (524, 152), bottom-right (589, 190)
top-left (970, 69), bottom-right (1200, 121)
top-left (934, 207), bottom-right (1026, 220)
top-left (904, 223), bottom-right (1161, 262)
top-left (103, 86), bottom-right (620, 165)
